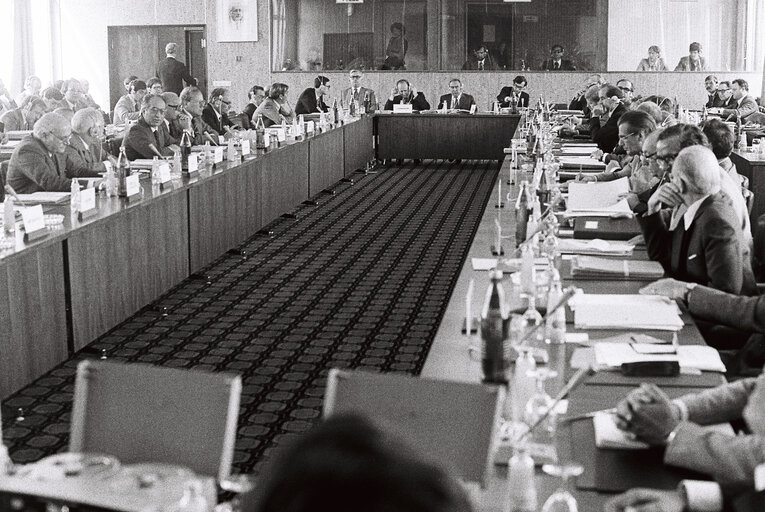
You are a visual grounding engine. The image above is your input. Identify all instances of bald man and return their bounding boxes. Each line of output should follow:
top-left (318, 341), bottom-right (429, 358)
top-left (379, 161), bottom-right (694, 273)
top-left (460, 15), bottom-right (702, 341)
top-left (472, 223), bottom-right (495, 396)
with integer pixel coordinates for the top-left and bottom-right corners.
top-left (157, 42), bottom-right (197, 95)
top-left (160, 91), bottom-right (191, 140)
top-left (638, 145), bottom-right (752, 295)
top-left (7, 113), bottom-right (73, 193)
top-left (65, 107), bottom-right (110, 176)
top-left (123, 94), bottom-right (178, 160)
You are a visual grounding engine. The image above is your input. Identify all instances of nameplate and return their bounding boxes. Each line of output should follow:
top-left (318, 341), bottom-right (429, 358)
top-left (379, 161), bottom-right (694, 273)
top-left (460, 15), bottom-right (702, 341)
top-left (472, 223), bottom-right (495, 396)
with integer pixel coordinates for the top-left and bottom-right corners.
top-left (188, 153), bottom-right (199, 172)
top-left (21, 205), bottom-right (46, 234)
top-left (584, 221), bottom-right (599, 230)
top-left (306, 121), bottom-right (315, 134)
top-left (470, 104), bottom-right (477, 114)
top-left (158, 163), bottom-right (172, 184)
top-left (213, 147), bottom-right (224, 163)
top-left (263, 133), bottom-right (270, 147)
top-left (240, 139), bottom-right (251, 156)
top-left (277, 129), bottom-right (286, 142)
top-left (393, 104), bottom-right (413, 113)
top-left (218, 135), bottom-right (225, 145)
top-left (125, 174), bottom-right (141, 198)
top-left (79, 187), bottom-right (96, 212)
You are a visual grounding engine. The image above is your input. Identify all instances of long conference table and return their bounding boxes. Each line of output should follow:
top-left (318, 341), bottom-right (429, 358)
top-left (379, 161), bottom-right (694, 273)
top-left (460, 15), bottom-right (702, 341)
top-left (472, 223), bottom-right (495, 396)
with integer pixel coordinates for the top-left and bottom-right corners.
top-left (0, 116), bottom-right (375, 399)
top-left (422, 155), bottom-right (726, 509)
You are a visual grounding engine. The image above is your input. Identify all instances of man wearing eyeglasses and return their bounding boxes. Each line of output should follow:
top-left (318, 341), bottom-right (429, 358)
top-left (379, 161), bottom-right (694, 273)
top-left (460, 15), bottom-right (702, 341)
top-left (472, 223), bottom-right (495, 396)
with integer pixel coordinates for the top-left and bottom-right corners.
top-left (180, 86), bottom-right (220, 145)
top-left (202, 87), bottom-right (237, 137)
top-left (123, 94), bottom-right (178, 160)
top-left (616, 79), bottom-right (636, 108)
top-left (497, 76), bottom-right (529, 109)
top-left (343, 70), bottom-right (377, 113)
top-left (295, 76), bottom-right (331, 116)
top-left (160, 92), bottom-right (192, 140)
top-left (591, 84), bottom-right (626, 153)
top-left (7, 112), bottom-right (75, 193)
top-left (721, 79), bottom-right (760, 122)
top-left (541, 44), bottom-right (575, 71)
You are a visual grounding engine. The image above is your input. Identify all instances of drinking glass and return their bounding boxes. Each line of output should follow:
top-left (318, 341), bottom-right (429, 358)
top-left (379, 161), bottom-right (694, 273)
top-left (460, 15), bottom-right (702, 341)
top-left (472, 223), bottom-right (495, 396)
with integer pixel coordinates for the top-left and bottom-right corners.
top-left (524, 367), bottom-right (558, 455)
top-left (540, 462), bottom-right (584, 512)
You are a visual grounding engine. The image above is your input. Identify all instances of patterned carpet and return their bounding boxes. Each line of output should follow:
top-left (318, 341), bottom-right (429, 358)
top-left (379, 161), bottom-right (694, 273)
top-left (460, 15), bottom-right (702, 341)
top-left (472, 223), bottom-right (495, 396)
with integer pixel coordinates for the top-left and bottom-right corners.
top-left (1, 160), bottom-right (498, 475)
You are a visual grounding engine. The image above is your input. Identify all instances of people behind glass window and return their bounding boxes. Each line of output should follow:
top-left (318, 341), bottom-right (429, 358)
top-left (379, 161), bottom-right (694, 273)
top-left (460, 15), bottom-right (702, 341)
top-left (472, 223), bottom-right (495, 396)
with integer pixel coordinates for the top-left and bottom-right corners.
top-left (255, 82), bottom-right (295, 127)
top-left (383, 22), bottom-right (408, 70)
top-left (384, 79), bottom-right (430, 111)
top-left (542, 44), bottom-right (575, 71)
top-left (675, 42), bottom-right (709, 71)
top-left (497, 76), bottom-right (530, 109)
top-left (462, 45), bottom-right (496, 71)
top-left (344, 70), bottom-right (377, 113)
top-left (637, 45), bottom-right (668, 71)
top-left (295, 76), bottom-right (330, 115)
top-left (721, 79), bottom-right (759, 122)
top-left (248, 414), bottom-right (473, 512)
top-left (438, 79), bottom-right (475, 111)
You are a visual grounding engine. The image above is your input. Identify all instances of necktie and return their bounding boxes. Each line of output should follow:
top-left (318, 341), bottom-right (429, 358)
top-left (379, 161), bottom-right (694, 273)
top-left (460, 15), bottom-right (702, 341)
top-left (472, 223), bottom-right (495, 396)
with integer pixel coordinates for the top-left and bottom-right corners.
top-left (669, 204), bottom-right (688, 232)
top-left (554, 62), bottom-right (560, 70)
top-left (353, 89), bottom-right (359, 102)
top-left (153, 129), bottom-right (162, 150)
top-left (479, 61), bottom-right (484, 71)
top-left (451, 96), bottom-right (456, 109)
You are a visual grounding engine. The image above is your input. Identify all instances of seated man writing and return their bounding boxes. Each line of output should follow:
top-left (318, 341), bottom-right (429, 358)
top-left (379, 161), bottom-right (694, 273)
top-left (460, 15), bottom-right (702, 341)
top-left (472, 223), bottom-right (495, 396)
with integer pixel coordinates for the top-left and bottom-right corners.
top-left (123, 94), bottom-right (178, 160)
top-left (7, 112), bottom-right (74, 193)
top-left (638, 145), bottom-right (754, 295)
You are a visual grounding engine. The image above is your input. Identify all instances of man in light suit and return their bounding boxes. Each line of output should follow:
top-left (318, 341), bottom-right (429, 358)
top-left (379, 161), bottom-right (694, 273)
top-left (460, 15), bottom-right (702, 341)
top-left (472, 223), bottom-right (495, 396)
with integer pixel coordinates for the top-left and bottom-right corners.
top-left (295, 76), bottom-right (330, 115)
top-left (638, 145), bottom-right (753, 295)
top-left (113, 79), bottom-right (147, 124)
top-left (7, 113), bottom-right (73, 193)
top-left (675, 42), bottom-right (709, 71)
top-left (343, 69), bottom-right (377, 113)
top-left (123, 94), bottom-right (178, 160)
top-left (157, 42), bottom-right (197, 95)
top-left (0, 96), bottom-right (47, 132)
top-left (65, 107), bottom-right (110, 177)
top-left (180, 86), bottom-right (219, 145)
top-left (54, 79), bottom-right (87, 112)
top-left (437, 79), bottom-right (476, 111)
top-left (722, 79), bottom-right (760, 122)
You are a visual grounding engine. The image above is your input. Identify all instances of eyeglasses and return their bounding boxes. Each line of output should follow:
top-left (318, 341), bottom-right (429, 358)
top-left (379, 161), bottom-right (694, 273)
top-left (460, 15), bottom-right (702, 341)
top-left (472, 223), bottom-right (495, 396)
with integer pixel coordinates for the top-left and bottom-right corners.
top-left (656, 153), bottom-right (677, 169)
top-left (618, 131), bottom-right (639, 140)
top-left (147, 107), bottom-right (166, 115)
top-left (220, 99), bottom-right (231, 105)
top-left (641, 151), bottom-right (657, 160)
top-left (167, 104), bottom-right (181, 110)
top-left (48, 132), bottom-right (71, 144)
top-left (350, 75), bottom-right (362, 79)
top-left (618, 86), bottom-right (633, 93)
top-left (513, 83), bottom-right (526, 89)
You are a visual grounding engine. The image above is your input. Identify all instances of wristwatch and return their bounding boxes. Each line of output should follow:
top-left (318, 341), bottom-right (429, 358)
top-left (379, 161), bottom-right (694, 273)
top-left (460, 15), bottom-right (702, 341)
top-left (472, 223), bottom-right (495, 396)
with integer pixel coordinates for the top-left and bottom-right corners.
top-left (683, 282), bottom-right (697, 304)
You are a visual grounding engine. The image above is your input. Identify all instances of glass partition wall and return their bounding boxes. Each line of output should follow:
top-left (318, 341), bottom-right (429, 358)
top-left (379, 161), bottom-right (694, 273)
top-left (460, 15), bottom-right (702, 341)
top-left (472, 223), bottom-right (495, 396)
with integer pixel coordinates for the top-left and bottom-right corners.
top-left (271, 0), bottom-right (763, 73)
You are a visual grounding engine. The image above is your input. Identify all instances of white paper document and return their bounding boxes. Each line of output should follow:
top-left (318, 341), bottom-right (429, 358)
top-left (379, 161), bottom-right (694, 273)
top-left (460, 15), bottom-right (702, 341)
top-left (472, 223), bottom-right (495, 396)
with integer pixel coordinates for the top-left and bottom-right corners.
top-left (572, 294), bottom-right (683, 331)
top-left (557, 238), bottom-right (635, 256)
top-left (471, 258), bottom-right (498, 271)
top-left (560, 146), bottom-right (596, 156)
top-left (16, 192), bottom-right (70, 205)
top-left (559, 156), bottom-right (607, 169)
top-left (566, 177), bottom-right (632, 217)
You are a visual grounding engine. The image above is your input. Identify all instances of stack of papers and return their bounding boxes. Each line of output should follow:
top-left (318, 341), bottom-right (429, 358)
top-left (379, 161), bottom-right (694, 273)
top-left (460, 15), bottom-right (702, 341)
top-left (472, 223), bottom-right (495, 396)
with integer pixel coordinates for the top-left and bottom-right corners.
top-left (571, 294), bottom-right (683, 330)
top-left (565, 178), bottom-right (633, 217)
top-left (593, 343), bottom-right (726, 372)
top-left (560, 146), bottom-right (595, 156)
top-left (570, 256), bottom-right (664, 280)
top-left (557, 238), bottom-right (634, 256)
top-left (559, 156), bottom-right (607, 169)
top-left (594, 412), bottom-right (734, 450)
top-left (16, 192), bottom-right (70, 205)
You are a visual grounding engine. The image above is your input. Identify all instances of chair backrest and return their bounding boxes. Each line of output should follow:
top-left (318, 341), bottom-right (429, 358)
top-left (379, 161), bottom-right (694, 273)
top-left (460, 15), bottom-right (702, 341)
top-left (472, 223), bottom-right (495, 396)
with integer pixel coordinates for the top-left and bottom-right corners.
top-left (69, 360), bottom-right (241, 482)
top-left (323, 368), bottom-right (505, 488)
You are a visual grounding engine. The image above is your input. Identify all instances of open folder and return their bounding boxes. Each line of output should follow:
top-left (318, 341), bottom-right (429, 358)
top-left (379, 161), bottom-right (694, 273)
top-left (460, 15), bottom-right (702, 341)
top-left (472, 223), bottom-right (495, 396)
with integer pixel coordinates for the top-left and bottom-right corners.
top-left (570, 256), bottom-right (664, 280)
top-left (571, 294), bottom-right (684, 330)
top-left (593, 412), bottom-right (733, 450)
top-left (559, 156), bottom-right (607, 169)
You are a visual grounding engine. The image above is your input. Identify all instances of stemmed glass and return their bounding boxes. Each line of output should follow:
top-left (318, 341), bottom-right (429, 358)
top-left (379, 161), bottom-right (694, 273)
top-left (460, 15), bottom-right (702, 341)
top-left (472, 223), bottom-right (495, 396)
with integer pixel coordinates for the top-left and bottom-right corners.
top-left (541, 462), bottom-right (584, 512)
top-left (524, 367), bottom-right (558, 459)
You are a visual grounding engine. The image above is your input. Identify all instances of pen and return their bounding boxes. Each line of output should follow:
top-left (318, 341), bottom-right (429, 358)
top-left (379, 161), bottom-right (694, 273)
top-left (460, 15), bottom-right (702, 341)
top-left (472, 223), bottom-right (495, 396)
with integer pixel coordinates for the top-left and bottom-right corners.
top-left (561, 407), bottom-right (617, 423)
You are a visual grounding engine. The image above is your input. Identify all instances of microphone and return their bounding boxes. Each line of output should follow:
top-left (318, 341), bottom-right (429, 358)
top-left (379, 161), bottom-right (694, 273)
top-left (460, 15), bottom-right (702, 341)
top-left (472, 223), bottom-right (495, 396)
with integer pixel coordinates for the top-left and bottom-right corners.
top-left (520, 364), bottom-right (596, 440)
top-left (147, 143), bottom-right (164, 158)
top-left (4, 184), bottom-right (27, 207)
top-left (203, 131), bottom-right (219, 146)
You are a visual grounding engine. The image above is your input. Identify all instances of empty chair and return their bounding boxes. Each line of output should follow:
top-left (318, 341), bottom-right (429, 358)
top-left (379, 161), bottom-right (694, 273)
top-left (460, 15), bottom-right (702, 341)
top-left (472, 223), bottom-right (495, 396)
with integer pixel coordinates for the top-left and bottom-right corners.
top-left (69, 360), bottom-right (241, 482)
top-left (323, 368), bottom-right (505, 487)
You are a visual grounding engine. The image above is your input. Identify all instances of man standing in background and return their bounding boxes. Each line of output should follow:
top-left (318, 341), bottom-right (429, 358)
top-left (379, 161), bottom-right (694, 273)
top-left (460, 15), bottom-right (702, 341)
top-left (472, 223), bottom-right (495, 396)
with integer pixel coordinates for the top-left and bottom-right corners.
top-left (157, 43), bottom-right (197, 95)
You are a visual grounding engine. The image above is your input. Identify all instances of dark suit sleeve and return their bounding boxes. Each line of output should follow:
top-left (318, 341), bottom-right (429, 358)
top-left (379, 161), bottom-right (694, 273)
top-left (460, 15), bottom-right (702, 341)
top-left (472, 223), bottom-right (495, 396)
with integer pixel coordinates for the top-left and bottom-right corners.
top-left (637, 211), bottom-right (673, 273)
top-left (180, 63), bottom-right (195, 88)
top-left (201, 106), bottom-right (217, 132)
top-left (466, 94), bottom-right (476, 108)
top-left (124, 126), bottom-right (156, 160)
top-left (689, 286), bottom-right (765, 334)
top-left (413, 93), bottom-right (430, 111)
top-left (295, 91), bottom-right (316, 115)
top-left (16, 149), bottom-right (71, 192)
top-left (702, 214), bottom-right (744, 293)
top-left (592, 113), bottom-right (620, 152)
top-left (497, 87), bottom-right (512, 104)
top-left (384, 98), bottom-right (395, 110)
top-left (64, 146), bottom-right (105, 177)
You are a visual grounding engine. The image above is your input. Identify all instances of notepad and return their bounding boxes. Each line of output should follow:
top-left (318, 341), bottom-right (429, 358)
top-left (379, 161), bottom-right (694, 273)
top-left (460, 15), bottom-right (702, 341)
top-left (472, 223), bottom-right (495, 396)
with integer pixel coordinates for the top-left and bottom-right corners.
top-left (570, 256), bottom-right (664, 280)
top-left (593, 412), bottom-right (650, 449)
top-left (560, 146), bottom-right (596, 156)
top-left (15, 192), bottom-right (70, 205)
top-left (592, 343), bottom-right (726, 372)
top-left (559, 156), bottom-right (607, 169)
top-left (572, 294), bottom-right (683, 331)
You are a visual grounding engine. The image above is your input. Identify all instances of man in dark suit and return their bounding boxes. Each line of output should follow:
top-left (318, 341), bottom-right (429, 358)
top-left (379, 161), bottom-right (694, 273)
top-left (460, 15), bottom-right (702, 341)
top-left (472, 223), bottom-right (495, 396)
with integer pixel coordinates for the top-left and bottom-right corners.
top-left (161, 92), bottom-right (190, 140)
top-left (721, 79), bottom-right (760, 122)
top-left (384, 79), bottom-right (430, 111)
top-left (0, 96), bottom-right (46, 132)
top-left (438, 79), bottom-right (476, 111)
top-left (461, 46), bottom-right (497, 71)
top-left (7, 113), bottom-right (73, 193)
top-left (202, 87), bottom-right (236, 136)
top-left (497, 76), bottom-right (530, 109)
top-left (123, 94), bottom-right (178, 160)
top-left (54, 79), bottom-right (87, 112)
top-left (541, 44), bottom-right (576, 71)
top-left (590, 84), bottom-right (626, 153)
top-left (156, 42), bottom-right (197, 95)
top-left (638, 145), bottom-right (753, 295)
top-left (180, 86), bottom-right (219, 145)
top-left (295, 76), bottom-right (330, 116)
